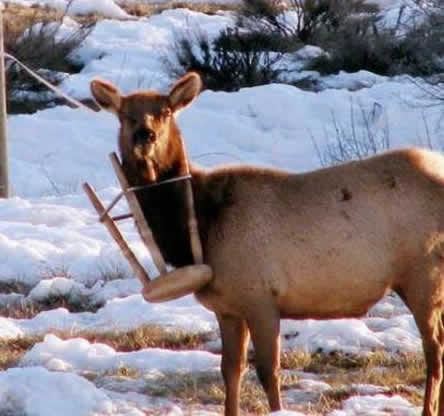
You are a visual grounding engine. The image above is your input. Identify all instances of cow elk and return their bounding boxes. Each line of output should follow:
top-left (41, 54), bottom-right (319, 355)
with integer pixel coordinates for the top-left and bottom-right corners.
top-left (91, 72), bottom-right (444, 416)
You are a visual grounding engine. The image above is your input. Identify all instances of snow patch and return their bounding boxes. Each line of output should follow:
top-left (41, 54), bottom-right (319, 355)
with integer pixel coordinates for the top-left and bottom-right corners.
top-left (21, 334), bottom-right (221, 373)
top-left (328, 394), bottom-right (421, 416)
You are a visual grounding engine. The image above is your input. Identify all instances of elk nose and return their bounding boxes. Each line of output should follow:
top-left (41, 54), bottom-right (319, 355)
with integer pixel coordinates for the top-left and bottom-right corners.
top-left (134, 127), bottom-right (155, 144)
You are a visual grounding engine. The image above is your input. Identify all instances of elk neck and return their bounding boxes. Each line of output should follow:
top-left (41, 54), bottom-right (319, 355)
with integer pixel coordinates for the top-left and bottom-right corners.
top-left (122, 151), bottom-right (232, 268)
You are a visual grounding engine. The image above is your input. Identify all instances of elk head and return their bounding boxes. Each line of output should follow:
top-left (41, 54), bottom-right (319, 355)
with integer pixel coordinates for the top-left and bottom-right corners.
top-left (90, 72), bottom-right (202, 184)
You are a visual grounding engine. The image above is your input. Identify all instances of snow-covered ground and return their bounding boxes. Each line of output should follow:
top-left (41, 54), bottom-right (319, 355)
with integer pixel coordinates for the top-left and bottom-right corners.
top-left (0, 0), bottom-right (438, 414)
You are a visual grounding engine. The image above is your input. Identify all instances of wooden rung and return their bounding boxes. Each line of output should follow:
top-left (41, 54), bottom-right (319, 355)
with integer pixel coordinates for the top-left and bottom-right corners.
top-left (82, 182), bottom-right (151, 285)
top-left (109, 152), bottom-right (167, 275)
top-left (111, 213), bottom-right (133, 222)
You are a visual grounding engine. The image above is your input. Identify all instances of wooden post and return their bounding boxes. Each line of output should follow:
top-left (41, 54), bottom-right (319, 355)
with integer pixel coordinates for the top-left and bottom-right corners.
top-left (0, 6), bottom-right (9, 198)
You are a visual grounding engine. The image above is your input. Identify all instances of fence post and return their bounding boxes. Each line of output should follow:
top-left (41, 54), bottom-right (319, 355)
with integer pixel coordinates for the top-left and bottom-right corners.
top-left (0, 5), bottom-right (9, 198)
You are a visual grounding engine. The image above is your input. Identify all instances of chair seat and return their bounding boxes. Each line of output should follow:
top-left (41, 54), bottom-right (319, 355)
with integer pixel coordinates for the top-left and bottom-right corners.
top-left (142, 264), bottom-right (213, 303)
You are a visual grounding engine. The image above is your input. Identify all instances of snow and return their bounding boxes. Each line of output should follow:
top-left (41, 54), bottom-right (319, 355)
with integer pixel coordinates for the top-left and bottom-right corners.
top-left (0, 367), bottom-right (115, 416)
top-left (0, 366), bottom-right (185, 416)
top-left (329, 394), bottom-right (421, 416)
top-left (1, 294), bottom-right (216, 339)
top-left (0, 0), bottom-right (439, 414)
top-left (21, 333), bottom-right (221, 373)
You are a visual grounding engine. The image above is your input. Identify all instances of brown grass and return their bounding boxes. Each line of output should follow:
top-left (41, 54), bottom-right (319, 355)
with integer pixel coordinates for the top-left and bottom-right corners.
top-left (0, 294), bottom-right (100, 319)
top-left (4, 1), bottom-right (238, 25)
top-left (282, 349), bottom-right (424, 375)
top-left (3, 2), bottom-right (102, 26)
top-left (0, 301), bottom-right (42, 319)
top-left (103, 365), bottom-right (142, 379)
top-left (0, 336), bottom-right (41, 370)
top-left (119, 1), bottom-right (239, 18)
top-left (80, 325), bottom-right (214, 352)
top-left (0, 331), bottom-right (424, 414)
top-left (0, 326), bottom-right (213, 373)
top-left (145, 368), bottom-right (269, 414)
top-left (281, 349), bottom-right (425, 413)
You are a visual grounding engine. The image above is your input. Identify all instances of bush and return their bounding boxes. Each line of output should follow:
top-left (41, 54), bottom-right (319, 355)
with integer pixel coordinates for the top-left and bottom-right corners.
top-left (241, 0), bottom-right (444, 78)
top-left (165, 27), bottom-right (287, 92)
top-left (165, 0), bottom-right (383, 91)
top-left (238, 0), bottom-right (380, 44)
top-left (4, 3), bottom-right (94, 113)
top-left (310, 14), bottom-right (444, 76)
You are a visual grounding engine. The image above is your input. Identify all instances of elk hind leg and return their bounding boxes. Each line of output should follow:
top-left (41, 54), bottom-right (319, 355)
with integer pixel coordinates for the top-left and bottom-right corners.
top-left (398, 262), bottom-right (444, 416)
top-left (421, 308), bottom-right (444, 416)
top-left (248, 307), bottom-right (282, 412)
top-left (439, 311), bottom-right (444, 416)
top-left (218, 314), bottom-right (249, 416)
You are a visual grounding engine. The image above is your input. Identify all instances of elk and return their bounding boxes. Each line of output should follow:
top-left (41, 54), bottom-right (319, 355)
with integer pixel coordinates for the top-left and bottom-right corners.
top-left (90, 72), bottom-right (444, 416)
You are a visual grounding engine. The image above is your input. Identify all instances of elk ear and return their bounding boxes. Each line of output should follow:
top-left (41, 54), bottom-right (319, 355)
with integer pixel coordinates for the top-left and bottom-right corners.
top-left (168, 72), bottom-right (202, 115)
top-left (90, 79), bottom-right (122, 114)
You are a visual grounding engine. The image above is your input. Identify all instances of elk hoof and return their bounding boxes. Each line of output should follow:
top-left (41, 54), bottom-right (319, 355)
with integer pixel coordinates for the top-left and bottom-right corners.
top-left (143, 264), bottom-right (213, 303)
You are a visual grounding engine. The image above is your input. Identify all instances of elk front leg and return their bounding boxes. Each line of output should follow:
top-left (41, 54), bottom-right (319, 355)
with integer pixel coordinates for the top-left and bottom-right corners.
top-left (248, 307), bottom-right (282, 412)
top-left (218, 314), bottom-right (250, 416)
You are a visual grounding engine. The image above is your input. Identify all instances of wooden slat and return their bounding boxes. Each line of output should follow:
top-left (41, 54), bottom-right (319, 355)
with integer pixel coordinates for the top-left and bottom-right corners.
top-left (109, 152), bottom-right (167, 275)
top-left (184, 179), bottom-right (203, 264)
top-left (179, 136), bottom-right (204, 264)
top-left (112, 213), bottom-right (133, 222)
top-left (83, 182), bottom-right (151, 285)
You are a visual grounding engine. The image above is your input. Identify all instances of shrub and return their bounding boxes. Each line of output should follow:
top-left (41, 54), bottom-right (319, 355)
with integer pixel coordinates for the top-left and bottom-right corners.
top-left (310, 14), bottom-right (444, 76)
top-left (4, 3), bottom-right (94, 113)
top-left (165, 27), bottom-right (287, 92)
top-left (238, 0), bottom-right (380, 44)
top-left (165, 0), bottom-right (383, 91)
top-left (233, 0), bottom-right (444, 78)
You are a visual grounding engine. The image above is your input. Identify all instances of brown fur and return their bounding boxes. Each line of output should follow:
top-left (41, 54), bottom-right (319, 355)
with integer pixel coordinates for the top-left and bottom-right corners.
top-left (91, 73), bottom-right (444, 416)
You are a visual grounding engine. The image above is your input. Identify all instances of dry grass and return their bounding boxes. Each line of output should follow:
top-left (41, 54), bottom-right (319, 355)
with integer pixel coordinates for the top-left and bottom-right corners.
top-left (103, 365), bottom-right (142, 379)
top-left (0, 301), bottom-right (43, 319)
top-left (0, 336), bottom-right (41, 370)
top-left (281, 349), bottom-right (425, 413)
top-left (145, 368), bottom-right (269, 414)
top-left (322, 352), bottom-right (425, 406)
top-left (145, 365), bottom-right (368, 414)
top-left (79, 325), bottom-right (214, 352)
top-left (0, 331), bottom-right (425, 414)
top-left (0, 293), bottom-right (100, 319)
top-left (4, 3), bottom-right (64, 28)
top-left (0, 326), bottom-right (212, 372)
top-left (3, 2), bottom-right (102, 27)
top-left (119, 1), bottom-right (239, 17)
top-left (282, 349), bottom-right (424, 374)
